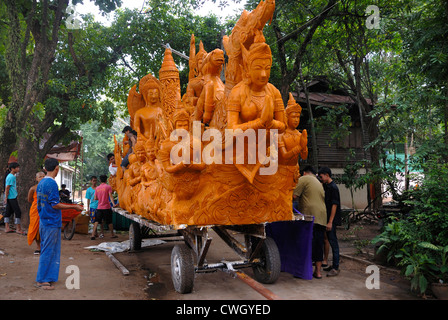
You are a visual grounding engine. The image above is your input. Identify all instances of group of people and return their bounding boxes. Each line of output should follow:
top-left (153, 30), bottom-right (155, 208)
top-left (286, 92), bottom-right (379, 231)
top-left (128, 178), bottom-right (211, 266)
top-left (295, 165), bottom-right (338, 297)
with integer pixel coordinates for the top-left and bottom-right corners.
top-left (85, 174), bottom-right (117, 241)
top-left (3, 161), bottom-right (85, 289)
top-left (293, 165), bottom-right (342, 279)
top-left (4, 159), bottom-right (85, 290)
top-left (81, 127), bottom-right (125, 241)
top-left (32, 159), bottom-right (85, 290)
top-left (1, 157), bottom-right (119, 290)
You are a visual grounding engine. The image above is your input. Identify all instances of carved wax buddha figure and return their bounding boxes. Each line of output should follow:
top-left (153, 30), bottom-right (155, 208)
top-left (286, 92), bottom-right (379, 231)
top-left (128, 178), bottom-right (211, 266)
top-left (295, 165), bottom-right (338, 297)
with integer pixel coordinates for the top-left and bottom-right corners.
top-left (141, 139), bottom-right (160, 187)
top-left (120, 153), bottom-right (136, 211)
top-left (137, 139), bottom-right (164, 218)
top-left (225, 38), bottom-right (286, 182)
top-left (127, 141), bottom-right (146, 187)
top-left (133, 74), bottom-right (163, 141)
top-left (226, 39), bottom-right (286, 133)
top-left (185, 38), bottom-right (207, 110)
top-left (160, 108), bottom-right (206, 174)
top-left (279, 93), bottom-right (308, 181)
top-left (222, 0), bottom-right (275, 96)
top-left (158, 108), bottom-right (205, 201)
top-left (124, 141), bottom-right (146, 213)
top-left (195, 49), bottom-right (225, 126)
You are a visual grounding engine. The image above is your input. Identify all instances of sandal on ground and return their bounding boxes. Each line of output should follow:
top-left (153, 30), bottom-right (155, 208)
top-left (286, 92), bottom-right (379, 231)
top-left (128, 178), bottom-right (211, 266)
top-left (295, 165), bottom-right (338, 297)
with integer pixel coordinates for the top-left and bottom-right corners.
top-left (313, 272), bottom-right (322, 279)
top-left (34, 250), bottom-right (40, 255)
top-left (5, 229), bottom-right (14, 233)
top-left (16, 230), bottom-right (27, 235)
top-left (35, 282), bottom-right (55, 290)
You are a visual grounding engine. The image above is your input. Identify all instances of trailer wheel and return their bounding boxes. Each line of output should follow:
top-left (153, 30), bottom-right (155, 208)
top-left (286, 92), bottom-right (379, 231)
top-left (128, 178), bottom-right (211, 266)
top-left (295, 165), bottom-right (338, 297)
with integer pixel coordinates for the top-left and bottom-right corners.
top-left (129, 221), bottom-right (142, 251)
top-left (252, 237), bottom-right (281, 284)
top-left (171, 243), bottom-right (195, 294)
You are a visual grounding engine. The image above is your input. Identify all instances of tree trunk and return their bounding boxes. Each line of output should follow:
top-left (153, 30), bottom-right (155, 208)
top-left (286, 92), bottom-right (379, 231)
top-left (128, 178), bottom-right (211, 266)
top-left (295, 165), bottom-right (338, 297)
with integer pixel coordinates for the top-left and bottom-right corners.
top-left (366, 114), bottom-right (383, 211)
top-left (0, 110), bottom-right (19, 194)
top-left (298, 66), bottom-right (318, 169)
top-left (16, 137), bottom-right (42, 227)
top-left (0, 0), bottom-right (25, 192)
top-left (404, 134), bottom-right (409, 191)
top-left (444, 88), bottom-right (448, 160)
top-left (336, 50), bottom-right (382, 211)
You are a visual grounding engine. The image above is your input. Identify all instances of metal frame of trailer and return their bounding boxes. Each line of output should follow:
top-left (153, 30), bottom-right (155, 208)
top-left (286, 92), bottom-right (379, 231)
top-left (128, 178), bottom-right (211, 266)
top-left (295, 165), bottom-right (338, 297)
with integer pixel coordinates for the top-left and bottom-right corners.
top-left (112, 207), bottom-right (286, 298)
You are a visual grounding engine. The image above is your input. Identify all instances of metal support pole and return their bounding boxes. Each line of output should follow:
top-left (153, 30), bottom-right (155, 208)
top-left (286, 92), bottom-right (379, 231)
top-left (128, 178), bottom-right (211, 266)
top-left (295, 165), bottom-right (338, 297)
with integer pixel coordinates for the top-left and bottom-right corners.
top-left (161, 43), bottom-right (189, 61)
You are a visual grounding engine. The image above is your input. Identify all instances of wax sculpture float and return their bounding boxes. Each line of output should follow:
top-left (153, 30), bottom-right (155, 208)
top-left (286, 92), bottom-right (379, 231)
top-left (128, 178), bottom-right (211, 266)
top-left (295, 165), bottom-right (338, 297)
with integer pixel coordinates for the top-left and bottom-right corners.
top-left (113, 0), bottom-right (308, 227)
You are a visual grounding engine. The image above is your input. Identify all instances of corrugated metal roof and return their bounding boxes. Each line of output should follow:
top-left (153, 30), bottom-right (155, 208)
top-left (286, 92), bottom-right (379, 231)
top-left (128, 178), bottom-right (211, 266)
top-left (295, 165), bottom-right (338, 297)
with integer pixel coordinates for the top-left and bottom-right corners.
top-left (293, 92), bottom-right (373, 106)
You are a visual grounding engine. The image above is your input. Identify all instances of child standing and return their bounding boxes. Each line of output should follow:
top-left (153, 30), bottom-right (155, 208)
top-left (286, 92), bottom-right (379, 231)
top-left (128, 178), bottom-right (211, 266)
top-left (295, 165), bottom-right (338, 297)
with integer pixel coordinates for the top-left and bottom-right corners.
top-left (91, 175), bottom-right (117, 240)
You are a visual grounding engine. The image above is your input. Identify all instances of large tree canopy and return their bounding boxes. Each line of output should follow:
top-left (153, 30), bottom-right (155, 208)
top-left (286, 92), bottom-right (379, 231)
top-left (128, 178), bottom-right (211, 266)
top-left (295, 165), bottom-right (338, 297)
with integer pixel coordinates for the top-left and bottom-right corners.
top-left (0, 0), bottom-right (121, 222)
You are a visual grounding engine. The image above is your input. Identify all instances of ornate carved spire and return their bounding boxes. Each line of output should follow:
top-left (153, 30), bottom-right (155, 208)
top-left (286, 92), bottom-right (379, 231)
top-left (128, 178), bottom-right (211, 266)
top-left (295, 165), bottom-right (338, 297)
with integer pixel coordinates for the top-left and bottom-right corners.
top-left (159, 48), bottom-right (181, 123)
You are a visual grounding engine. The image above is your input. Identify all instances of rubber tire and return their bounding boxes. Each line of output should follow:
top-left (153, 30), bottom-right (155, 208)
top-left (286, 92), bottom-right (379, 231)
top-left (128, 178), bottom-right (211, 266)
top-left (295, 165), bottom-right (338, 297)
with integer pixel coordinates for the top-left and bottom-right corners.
top-left (171, 243), bottom-right (195, 294)
top-left (63, 219), bottom-right (76, 240)
top-left (252, 237), bottom-right (281, 284)
top-left (129, 222), bottom-right (142, 251)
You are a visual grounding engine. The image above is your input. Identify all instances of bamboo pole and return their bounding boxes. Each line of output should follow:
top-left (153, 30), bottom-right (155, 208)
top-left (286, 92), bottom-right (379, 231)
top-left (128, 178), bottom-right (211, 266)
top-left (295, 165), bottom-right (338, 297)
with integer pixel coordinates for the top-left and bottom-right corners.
top-left (105, 251), bottom-right (130, 276)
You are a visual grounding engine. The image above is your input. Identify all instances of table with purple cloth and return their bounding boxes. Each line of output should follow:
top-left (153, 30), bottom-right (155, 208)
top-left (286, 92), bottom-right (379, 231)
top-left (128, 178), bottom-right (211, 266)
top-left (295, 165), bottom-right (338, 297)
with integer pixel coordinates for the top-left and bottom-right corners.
top-left (266, 216), bottom-right (314, 280)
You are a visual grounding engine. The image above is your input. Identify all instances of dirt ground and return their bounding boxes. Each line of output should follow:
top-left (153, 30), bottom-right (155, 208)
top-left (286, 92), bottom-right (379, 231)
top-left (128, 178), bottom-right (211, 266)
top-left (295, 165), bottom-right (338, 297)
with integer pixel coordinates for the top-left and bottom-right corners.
top-left (0, 219), bottom-right (422, 303)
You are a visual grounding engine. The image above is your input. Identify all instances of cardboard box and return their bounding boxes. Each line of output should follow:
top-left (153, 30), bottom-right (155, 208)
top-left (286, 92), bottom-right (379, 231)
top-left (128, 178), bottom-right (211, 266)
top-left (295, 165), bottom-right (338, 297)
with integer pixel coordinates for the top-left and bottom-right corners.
top-left (75, 213), bottom-right (90, 234)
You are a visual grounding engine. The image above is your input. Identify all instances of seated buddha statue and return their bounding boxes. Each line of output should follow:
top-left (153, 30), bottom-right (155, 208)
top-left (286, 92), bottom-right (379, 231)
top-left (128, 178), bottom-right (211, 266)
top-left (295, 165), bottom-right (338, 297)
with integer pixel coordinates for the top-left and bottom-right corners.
top-left (225, 37), bottom-right (286, 182)
top-left (133, 74), bottom-right (163, 142)
top-left (226, 37), bottom-right (286, 133)
top-left (158, 108), bottom-right (205, 200)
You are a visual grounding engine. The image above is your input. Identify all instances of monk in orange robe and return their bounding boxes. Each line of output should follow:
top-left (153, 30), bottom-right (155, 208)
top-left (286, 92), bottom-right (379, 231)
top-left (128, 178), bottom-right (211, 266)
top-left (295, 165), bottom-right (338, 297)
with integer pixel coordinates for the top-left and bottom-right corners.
top-left (27, 171), bottom-right (46, 254)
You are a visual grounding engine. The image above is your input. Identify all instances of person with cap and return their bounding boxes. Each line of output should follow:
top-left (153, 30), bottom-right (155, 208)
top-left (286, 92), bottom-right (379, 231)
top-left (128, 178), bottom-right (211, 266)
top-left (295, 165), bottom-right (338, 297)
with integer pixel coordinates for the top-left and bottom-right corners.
top-left (318, 166), bottom-right (342, 276)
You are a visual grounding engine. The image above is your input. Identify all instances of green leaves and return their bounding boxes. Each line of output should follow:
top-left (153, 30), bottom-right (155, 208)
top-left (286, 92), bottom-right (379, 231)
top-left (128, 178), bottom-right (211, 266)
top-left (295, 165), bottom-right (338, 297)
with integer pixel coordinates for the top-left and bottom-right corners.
top-left (373, 159), bottom-right (448, 293)
top-left (419, 242), bottom-right (441, 251)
